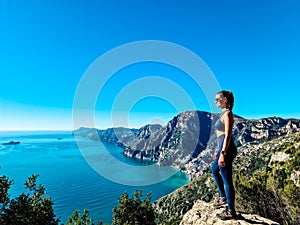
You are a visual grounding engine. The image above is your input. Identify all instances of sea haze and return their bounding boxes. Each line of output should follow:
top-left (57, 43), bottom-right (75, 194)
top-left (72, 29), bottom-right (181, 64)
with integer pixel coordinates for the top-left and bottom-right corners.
top-left (0, 131), bottom-right (189, 224)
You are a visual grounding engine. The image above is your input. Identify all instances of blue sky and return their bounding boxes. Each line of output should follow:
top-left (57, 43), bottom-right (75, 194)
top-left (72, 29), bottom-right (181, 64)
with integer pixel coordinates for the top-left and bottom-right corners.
top-left (0, 0), bottom-right (299, 130)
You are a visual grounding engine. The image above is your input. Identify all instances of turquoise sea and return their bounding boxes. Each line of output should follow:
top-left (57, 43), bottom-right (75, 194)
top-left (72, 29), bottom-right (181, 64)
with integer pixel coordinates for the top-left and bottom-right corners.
top-left (0, 131), bottom-right (189, 224)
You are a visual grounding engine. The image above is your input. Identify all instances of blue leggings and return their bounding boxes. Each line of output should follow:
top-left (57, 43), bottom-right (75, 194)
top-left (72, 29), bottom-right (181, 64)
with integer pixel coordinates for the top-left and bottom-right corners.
top-left (211, 135), bottom-right (237, 211)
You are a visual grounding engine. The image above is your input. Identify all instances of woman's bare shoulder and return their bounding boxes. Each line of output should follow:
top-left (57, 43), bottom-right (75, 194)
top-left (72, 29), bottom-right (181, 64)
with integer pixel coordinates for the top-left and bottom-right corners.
top-left (221, 110), bottom-right (233, 122)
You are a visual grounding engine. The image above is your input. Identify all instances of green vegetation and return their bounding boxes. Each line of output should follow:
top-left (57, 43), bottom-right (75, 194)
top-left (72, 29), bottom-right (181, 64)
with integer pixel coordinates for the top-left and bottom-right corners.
top-left (234, 170), bottom-right (299, 225)
top-left (112, 190), bottom-right (156, 225)
top-left (0, 174), bottom-right (59, 225)
top-left (235, 133), bottom-right (300, 225)
top-left (66, 209), bottom-right (102, 225)
top-left (0, 174), bottom-right (156, 225)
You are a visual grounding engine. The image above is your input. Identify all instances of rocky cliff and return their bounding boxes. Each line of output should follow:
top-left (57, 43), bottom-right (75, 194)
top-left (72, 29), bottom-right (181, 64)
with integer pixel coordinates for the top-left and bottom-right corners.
top-left (179, 200), bottom-right (280, 225)
top-left (73, 110), bottom-right (300, 178)
top-left (123, 111), bottom-right (213, 167)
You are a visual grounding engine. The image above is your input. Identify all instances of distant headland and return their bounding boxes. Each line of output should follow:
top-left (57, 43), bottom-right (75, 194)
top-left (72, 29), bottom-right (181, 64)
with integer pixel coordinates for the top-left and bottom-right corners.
top-left (2, 141), bottom-right (21, 145)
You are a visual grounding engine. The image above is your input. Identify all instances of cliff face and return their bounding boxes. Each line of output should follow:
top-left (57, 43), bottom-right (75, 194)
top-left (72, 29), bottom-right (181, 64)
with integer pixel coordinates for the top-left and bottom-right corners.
top-left (233, 117), bottom-right (300, 146)
top-left (74, 111), bottom-right (215, 168)
top-left (123, 111), bottom-right (213, 167)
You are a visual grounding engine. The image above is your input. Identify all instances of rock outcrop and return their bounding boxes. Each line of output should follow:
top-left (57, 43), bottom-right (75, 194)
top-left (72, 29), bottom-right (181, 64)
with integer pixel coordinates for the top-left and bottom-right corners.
top-left (179, 200), bottom-right (280, 225)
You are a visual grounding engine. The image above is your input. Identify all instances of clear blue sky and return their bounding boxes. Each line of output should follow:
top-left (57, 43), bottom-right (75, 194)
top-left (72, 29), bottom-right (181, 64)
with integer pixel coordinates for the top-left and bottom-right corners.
top-left (0, 0), bottom-right (299, 130)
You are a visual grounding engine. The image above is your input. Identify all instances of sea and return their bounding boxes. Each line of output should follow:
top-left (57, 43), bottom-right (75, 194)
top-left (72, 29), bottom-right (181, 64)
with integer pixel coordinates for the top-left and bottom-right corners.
top-left (0, 131), bottom-right (189, 224)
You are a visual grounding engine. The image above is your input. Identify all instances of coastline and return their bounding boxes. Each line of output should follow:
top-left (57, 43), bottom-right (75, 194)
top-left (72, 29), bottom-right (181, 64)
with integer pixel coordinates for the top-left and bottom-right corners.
top-left (0, 130), bottom-right (190, 223)
top-left (121, 145), bottom-right (191, 183)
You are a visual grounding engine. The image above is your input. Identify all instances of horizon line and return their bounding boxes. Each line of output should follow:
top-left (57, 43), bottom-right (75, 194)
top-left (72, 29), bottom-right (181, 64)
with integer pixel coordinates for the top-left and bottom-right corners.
top-left (1, 113), bottom-right (299, 132)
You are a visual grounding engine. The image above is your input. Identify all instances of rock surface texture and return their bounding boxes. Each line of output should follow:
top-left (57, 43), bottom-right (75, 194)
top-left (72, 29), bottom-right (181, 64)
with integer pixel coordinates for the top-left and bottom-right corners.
top-left (180, 200), bottom-right (280, 225)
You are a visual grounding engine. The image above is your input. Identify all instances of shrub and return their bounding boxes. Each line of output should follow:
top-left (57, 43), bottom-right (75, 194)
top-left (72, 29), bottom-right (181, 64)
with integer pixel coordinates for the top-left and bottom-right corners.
top-left (112, 190), bottom-right (156, 225)
top-left (66, 209), bottom-right (102, 225)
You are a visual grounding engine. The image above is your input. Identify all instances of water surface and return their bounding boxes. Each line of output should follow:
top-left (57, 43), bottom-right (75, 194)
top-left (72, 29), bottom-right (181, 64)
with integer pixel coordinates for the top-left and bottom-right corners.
top-left (0, 131), bottom-right (189, 223)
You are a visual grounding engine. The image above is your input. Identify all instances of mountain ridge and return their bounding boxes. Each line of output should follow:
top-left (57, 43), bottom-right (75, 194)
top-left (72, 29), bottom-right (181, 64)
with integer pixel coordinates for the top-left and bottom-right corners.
top-left (73, 110), bottom-right (300, 178)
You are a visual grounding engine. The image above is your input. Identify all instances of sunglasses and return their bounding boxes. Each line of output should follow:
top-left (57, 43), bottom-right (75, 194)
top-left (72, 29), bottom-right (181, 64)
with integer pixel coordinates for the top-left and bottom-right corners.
top-left (215, 98), bottom-right (223, 102)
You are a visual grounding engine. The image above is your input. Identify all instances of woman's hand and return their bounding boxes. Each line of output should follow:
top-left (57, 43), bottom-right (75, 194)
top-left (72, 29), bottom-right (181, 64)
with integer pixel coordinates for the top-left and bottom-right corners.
top-left (218, 154), bottom-right (225, 167)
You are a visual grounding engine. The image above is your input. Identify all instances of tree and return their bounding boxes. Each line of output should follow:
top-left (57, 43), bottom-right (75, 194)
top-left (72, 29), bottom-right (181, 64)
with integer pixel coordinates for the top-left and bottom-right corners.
top-left (66, 209), bottom-right (103, 225)
top-left (112, 190), bottom-right (156, 225)
top-left (0, 173), bottom-right (60, 225)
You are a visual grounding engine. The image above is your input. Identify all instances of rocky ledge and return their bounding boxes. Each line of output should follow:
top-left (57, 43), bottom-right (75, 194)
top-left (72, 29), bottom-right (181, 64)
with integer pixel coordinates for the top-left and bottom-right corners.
top-left (180, 200), bottom-right (279, 225)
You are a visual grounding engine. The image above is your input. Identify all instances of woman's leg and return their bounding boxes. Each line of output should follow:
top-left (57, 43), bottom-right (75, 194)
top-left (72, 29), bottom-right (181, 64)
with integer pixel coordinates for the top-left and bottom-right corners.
top-left (220, 160), bottom-right (235, 211)
top-left (211, 158), bottom-right (226, 198)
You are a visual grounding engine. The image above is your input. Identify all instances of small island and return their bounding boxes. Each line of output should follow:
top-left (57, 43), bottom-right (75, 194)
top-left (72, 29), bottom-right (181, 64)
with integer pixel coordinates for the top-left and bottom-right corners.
top-left (2, 141), bottom-right (21, 145)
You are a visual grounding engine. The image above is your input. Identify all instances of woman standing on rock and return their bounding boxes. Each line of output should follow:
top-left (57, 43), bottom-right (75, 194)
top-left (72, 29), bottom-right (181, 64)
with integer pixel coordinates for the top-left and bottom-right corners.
top-left (211, 90), bottom-right (237, 220)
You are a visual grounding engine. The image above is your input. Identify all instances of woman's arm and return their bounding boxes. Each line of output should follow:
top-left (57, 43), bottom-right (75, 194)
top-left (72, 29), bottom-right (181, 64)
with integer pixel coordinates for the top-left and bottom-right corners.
top-left (218, 111), bottom-right (234, 167)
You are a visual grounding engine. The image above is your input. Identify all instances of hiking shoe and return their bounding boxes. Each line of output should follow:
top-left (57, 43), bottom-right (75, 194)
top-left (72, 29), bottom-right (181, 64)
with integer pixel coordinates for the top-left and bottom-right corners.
top-left (213, 197), bottom-right (227, 209)
top-left (216, 209), bottom-right (237, 220)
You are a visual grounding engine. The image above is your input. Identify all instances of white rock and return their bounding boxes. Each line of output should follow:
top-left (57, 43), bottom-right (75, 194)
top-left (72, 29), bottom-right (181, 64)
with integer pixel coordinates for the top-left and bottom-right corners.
top-left (270, 152), bottom-right (290, 163)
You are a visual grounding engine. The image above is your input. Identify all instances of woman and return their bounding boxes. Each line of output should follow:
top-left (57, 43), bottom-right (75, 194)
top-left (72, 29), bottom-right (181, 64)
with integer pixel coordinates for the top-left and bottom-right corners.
top-left (211, 90), bottom-right (237, 220)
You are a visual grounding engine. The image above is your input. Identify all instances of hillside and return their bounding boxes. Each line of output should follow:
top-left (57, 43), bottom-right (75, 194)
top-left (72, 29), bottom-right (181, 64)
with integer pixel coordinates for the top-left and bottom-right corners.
top-left (154, 131), bottom-right (300, 225)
